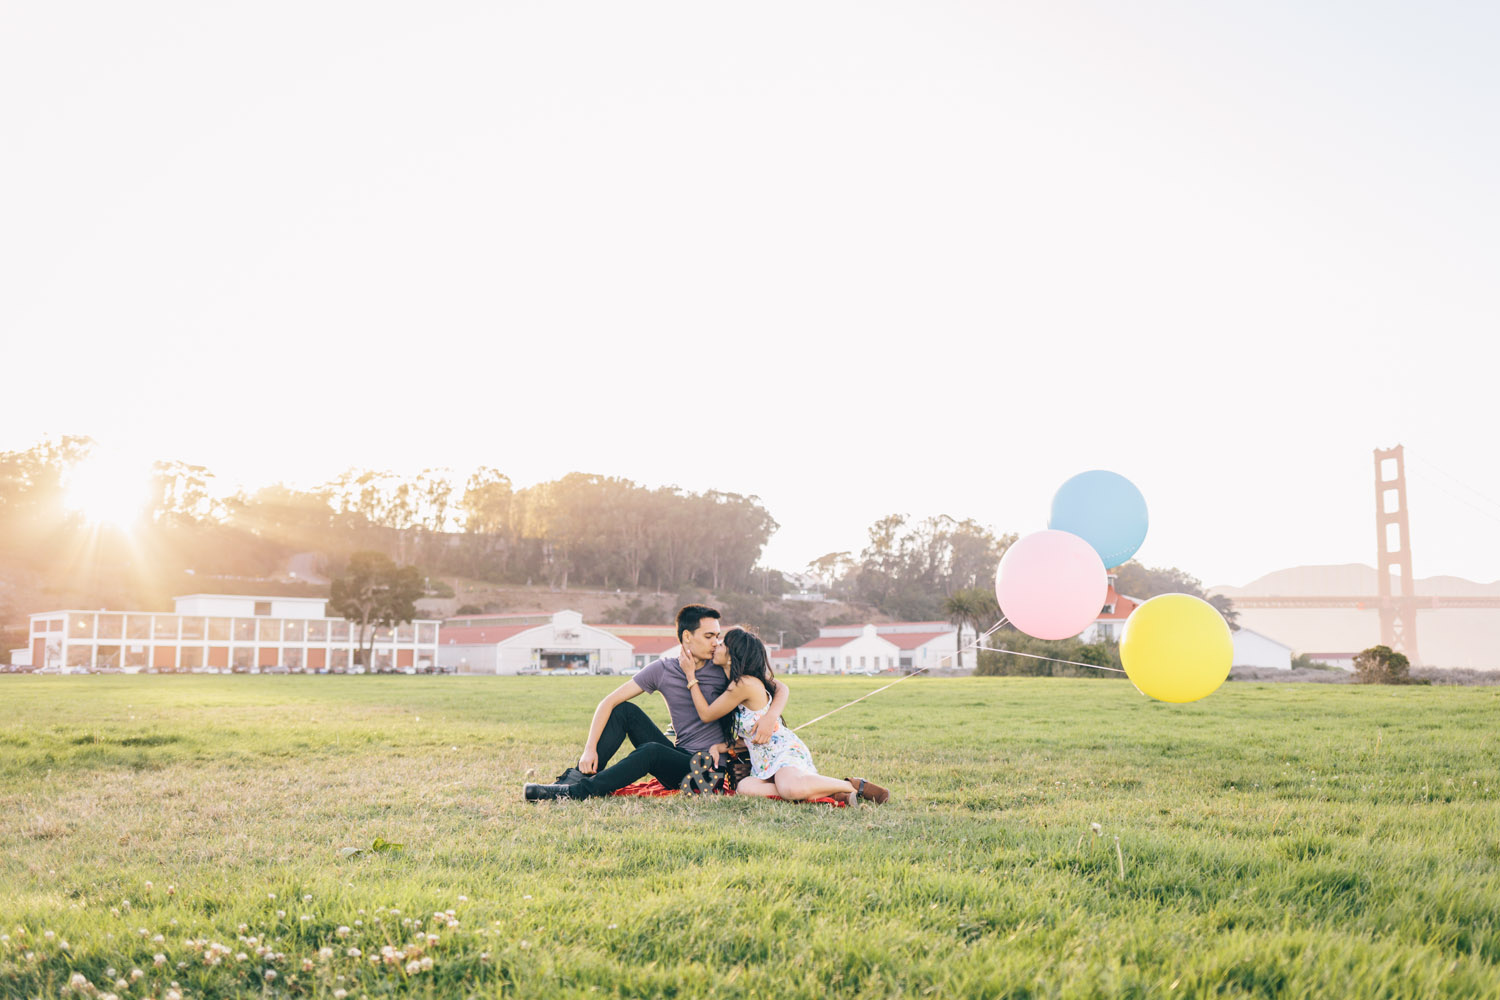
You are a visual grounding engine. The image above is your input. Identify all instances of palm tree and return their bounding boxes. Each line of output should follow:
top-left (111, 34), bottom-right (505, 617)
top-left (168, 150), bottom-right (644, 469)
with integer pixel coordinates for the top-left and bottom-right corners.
top-left (943, 587), bottom-right (1002, 670)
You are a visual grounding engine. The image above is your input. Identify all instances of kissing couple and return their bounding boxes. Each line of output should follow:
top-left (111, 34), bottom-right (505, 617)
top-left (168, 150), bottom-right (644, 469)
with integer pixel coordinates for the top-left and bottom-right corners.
top-left (524, 604), bottom-right (889, 806)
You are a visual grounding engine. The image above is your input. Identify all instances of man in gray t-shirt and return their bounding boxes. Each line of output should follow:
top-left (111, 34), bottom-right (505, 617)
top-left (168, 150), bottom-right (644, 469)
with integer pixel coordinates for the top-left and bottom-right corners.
top-left (524, 604), bottom-right (788, 800)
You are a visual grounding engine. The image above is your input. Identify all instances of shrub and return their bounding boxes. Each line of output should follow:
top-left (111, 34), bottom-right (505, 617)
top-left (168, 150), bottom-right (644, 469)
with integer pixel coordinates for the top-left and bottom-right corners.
top-left (1353, 645), bottom-right (1415, 685)
top-left (454, 603), bottom-right (484, 616)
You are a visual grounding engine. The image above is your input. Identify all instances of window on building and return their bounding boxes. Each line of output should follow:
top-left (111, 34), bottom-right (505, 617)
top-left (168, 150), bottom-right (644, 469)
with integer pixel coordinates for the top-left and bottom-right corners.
top-left (208, 618), bottom-right (231, 641)
top-left (67, 645), bottom-right (94, 669)
top-left (153, 616), bottom-right (179, 640)
top-left (124, 645), bottom-right (148, 670)
top-left (70, 613), bottom-right (95, 638)
top-left (308, 620), bottom-right (328, 641)
top-left (97, 614), bottom-right (123, 639)
top-left (330, 649), bottom-right (350, 672)
top-left (396, 623), bottom-right (415, 643)
top-left (232, 648), bottom-right (255, 672)
top-left (180, 617), bottom-right (205, 640)
top-left (48, 618), bottom-right (63, 632)
top-left (859, 656), bottom-right (866, 668)
top-left (417, 623), bottom-right (436, 644)
top-left (283, 620), bottom-right (305, 642)
top-left (96, 645), bottom-right (121, 669)
top-left (284, 648), bottom-right (303, 670)
top-left (233, 619), bottom-right (255, 641)
top-left (258, 618), bottom-right (281, 642)
top-left (178, 647), bottom-right (204, 672)
top-left (254, 601), bottom-right (272, 616)
top-left (330, 621), bottom-right (351, 642)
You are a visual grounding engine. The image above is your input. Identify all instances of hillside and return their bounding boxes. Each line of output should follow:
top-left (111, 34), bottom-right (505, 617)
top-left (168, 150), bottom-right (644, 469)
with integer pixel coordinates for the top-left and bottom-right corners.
top-left (1208, 564), bottom-right (1499, 669)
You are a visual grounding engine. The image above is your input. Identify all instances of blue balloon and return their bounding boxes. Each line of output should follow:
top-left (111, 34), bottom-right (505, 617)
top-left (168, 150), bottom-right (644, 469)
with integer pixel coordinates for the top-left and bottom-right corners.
top-left (1048, 470), bottom-right (1148, 569)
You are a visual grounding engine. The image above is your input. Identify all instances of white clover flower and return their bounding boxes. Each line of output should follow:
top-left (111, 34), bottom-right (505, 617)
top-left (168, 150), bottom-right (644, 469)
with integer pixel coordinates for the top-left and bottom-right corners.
top-left (319, 947), bottom-right (334, 960)
top-left (153, 934), bottom-right (165, 944)
top-left (264, 969), bottom-right (277, 981)
top-left (69, 972), bottom-right (89, 989)
top-left (237, 923), bottom-right (249, 934)
top-left (60, 940), bottom-right (70, 950)
top-left (106, 967), bottom-right (117, 978)
top-left (237, 952), bottom-right (248, 962)
top-left (336, 926), bottom-right (351, 938)
top-left (419, 956), bottom-right (432, 971)
top-left (346, 947), bottom-right (361, 958)
top-left (405, 959), bottom-right (421, 975)
top-left (44, 930), bottom-right (55, 941)
top-left (333, 991), bottom-right (348, 999)
top-left (144, 881), bottom-right (153, 891)
top-left (154, 954), bottom-right (167, 967)
top-left (115, 978), bottom-right (129, 990)
top-left (267, 893), bottom-right (276, 901)
top-left (276, 910), bottom-right (286, 918)
top-left (165, 990), bottom-right (181, 1000)
top-left (302, 958), bottom-right (315, 972)
top-left (303, 894), bottom-right (313, 902)
top-left (130, 969), bottom-right (144, 982)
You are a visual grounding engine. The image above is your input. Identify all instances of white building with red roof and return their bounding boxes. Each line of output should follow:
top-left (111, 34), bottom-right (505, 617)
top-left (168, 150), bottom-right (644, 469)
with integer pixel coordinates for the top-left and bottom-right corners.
top-left (1078, 581), bottom-right (1141, 643)
top-left (438, 610), bottom-right (635, 675)
top-left (808, 620), bottom-right (967, 672)
top-left (795, 624), bottom-right (902, 675)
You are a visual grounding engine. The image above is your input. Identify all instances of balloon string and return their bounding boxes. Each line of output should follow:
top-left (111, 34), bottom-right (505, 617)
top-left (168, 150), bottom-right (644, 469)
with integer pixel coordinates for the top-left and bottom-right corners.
top-left (793, 617), bottom-right (1011, 732)
top-left (973, 643), bottom-right (1127, 674)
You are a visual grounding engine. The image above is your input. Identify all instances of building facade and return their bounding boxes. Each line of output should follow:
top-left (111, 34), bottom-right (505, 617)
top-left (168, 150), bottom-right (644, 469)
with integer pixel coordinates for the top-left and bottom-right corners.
top-left (795, 624), bottom-right (903, 674)
top-left (439, 610), bottom-right (645, 675)
top-left (27, 594), bottom-right (440, 673)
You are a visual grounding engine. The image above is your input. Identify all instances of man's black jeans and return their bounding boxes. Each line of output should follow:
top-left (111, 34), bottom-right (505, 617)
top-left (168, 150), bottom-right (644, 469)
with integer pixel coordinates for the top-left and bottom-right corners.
top-left (571, 702), bottom-right (696, 799)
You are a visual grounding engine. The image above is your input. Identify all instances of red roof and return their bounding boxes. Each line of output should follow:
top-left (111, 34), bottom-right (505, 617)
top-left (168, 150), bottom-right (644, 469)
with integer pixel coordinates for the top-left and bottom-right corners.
top-left (879, 631), bottom-right (952, 650)
top-left (623, 635), bottom-right (681, 655)
top-left (770, 647), bottom-right (796, 660)
top-left (1098, 584), bottom-right (1141, 621)
top-left (799, 635), bottom-right (855, 648)
top-left (440, 624), bottom-right (536, 645)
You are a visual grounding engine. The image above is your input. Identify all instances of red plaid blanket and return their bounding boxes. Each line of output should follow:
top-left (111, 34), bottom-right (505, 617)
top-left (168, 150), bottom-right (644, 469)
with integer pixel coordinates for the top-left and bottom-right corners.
top-left (612, 778), bottom-right (846, 806)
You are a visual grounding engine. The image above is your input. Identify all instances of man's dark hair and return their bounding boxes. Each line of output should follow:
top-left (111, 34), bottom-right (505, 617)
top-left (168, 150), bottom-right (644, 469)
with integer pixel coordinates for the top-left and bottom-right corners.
top-left (676, 604), bottom-right (721, 644)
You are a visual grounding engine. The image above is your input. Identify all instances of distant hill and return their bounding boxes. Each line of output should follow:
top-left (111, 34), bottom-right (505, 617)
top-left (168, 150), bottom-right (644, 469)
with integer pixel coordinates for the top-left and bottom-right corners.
top-left (1211, 564), bottom-right (1500, 598)
top-left (1208, 564), bottom-right (1499, 669)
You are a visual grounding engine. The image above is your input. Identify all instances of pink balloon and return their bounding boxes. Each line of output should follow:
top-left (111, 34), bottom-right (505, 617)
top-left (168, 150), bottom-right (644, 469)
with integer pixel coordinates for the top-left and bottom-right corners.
top-left (994, 530), bottom-right (1108, 640)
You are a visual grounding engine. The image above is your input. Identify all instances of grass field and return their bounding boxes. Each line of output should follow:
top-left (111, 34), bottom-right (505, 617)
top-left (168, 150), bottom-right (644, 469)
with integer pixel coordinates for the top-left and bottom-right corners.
top-left (2, 675), bottom-right (1498, 999)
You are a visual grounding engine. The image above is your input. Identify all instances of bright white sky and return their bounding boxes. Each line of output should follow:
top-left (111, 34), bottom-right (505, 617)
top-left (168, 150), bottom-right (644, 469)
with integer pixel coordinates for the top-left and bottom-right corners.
top-left (4, 1), bottom-right (1498, 588)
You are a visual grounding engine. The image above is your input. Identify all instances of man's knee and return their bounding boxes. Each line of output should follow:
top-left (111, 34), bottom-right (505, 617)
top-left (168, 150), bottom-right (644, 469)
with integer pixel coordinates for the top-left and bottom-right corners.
top-left (607, 701), bottom-right (649, 726)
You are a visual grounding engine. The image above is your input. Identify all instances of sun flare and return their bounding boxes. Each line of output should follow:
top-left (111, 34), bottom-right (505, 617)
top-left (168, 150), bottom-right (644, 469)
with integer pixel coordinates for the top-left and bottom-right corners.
top-left (63, 452), bottom-right (152, 527)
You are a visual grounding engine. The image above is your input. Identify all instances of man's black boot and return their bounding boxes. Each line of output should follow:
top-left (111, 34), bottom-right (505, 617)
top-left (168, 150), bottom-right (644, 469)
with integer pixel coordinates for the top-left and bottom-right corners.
top-left (524, 782), bottom-right (577, 801)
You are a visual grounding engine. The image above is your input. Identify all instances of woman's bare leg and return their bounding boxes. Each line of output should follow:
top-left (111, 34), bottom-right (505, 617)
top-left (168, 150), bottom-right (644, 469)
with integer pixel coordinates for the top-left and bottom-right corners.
top-left (733, 776), bottom-right (778, 798)
top-left (771, 768), bottom-right (855, 801)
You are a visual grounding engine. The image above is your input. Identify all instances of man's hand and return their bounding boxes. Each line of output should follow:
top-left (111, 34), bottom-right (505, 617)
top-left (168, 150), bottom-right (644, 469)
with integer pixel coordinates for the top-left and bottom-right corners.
top-left (578, 748), bottom-right (599, 774)
top-left (750, 711), bottom-right (779, 745)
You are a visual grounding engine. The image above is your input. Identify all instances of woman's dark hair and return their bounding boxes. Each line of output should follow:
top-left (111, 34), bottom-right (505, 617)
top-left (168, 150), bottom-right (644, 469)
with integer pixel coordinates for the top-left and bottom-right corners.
top-left (720, 626), bottom-right (781, 741)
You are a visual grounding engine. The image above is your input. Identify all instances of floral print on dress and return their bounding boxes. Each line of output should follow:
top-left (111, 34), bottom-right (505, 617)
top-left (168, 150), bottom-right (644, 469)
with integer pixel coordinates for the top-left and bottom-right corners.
top-left (734, 702), bottom-right (821, 780)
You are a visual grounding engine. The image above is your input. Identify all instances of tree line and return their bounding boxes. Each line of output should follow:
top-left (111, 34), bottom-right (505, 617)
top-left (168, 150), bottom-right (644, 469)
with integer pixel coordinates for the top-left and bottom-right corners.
top-left (0, 438), bottom-right (780, 617)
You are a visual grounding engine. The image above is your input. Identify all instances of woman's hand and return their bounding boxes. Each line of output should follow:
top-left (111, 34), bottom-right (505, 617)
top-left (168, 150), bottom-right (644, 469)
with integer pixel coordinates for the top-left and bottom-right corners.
top-left (749, 711), bottom-right (780, 744)
top-left (709, 742), bottom-right (728, 768)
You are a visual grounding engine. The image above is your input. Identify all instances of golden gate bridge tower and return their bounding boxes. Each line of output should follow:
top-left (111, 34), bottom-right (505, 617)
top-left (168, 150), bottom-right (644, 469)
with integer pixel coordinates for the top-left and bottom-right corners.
top-left (1374, 445), bottom-right (1419, 663)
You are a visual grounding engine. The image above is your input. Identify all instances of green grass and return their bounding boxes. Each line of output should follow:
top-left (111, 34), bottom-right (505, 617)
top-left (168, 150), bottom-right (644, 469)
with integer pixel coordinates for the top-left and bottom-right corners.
top-left (2, 676), bottom-right (1498, 999)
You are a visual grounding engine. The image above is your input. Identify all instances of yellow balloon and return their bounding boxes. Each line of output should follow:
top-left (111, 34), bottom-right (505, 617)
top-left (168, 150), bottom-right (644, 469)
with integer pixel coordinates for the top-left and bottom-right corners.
top-left (1119, 593), bottom-right (1233, 703)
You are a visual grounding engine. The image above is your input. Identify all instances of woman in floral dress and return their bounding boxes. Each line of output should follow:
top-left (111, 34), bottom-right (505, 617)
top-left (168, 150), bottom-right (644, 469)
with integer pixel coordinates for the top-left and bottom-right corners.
top-left (684, 627), bottom-right (888, 805)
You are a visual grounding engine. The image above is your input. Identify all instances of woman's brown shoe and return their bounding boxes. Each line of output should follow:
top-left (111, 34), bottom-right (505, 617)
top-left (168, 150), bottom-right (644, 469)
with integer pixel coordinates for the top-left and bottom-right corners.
top-left (847, 777), bottom-right (889, 804)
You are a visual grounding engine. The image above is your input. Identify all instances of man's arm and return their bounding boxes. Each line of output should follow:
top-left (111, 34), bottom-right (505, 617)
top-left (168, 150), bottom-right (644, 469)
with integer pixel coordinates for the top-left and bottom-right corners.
top-left (749, 678), bottom-right (789, 744)
top-left (578, 679), bottom-right (644, 773)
